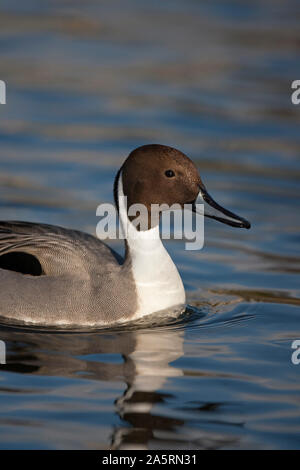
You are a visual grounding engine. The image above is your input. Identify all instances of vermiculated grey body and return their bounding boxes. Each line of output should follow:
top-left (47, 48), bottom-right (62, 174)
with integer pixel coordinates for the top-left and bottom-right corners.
top-left (0, 221), bottom-right (137, 326)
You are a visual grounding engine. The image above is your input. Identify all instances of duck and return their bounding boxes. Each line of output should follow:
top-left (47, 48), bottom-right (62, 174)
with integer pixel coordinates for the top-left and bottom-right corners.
top-left (0, 144), bottom-right (250, 327)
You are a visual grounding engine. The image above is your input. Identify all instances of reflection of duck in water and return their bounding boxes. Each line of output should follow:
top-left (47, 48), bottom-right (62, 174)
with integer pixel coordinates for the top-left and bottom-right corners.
top-left (0, 145), bottom-right (250, 327)
top-left (0, 323), bottom-right (184, 449)
top-left (1, 321), bottom-right (243, 450)
top-left (111, 329), bottom-right (184, 449)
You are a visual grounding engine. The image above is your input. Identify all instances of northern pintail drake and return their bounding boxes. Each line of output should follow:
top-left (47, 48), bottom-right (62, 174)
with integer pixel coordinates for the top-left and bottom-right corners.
top-left (0, 145), bottom-right (250, 327)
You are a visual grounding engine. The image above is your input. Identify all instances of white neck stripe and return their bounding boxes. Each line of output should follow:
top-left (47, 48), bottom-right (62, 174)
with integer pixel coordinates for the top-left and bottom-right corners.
top-left (118, 171), bottom-right (186, 319)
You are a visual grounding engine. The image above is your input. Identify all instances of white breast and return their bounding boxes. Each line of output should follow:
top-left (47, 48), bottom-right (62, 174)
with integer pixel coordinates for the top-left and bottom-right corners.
top-left (118, 174), bottom-right (186, 320)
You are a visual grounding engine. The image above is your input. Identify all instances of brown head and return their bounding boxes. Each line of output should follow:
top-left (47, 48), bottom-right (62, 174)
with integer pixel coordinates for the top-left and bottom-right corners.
top-left (115, 144), bottom-right (251, 230)
top-left (120, 144), bottom-right (201, 210)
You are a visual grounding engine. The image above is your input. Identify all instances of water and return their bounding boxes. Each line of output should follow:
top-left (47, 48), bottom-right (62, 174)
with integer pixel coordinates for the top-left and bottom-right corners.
top-left (0, 0), bottom-right (300, 450)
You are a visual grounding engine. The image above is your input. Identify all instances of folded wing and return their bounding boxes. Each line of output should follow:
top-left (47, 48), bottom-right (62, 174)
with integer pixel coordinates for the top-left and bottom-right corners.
top-left (0, 221), bottom-right (120, 277)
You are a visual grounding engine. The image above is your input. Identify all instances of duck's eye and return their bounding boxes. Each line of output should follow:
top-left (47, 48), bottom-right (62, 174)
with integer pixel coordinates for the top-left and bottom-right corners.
top-left (165, 169), bottom-right (175, 178)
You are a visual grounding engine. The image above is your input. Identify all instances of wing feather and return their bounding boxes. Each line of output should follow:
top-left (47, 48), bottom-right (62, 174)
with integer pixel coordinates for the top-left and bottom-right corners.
top-left (0, 221), bottom-right (121, 276)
